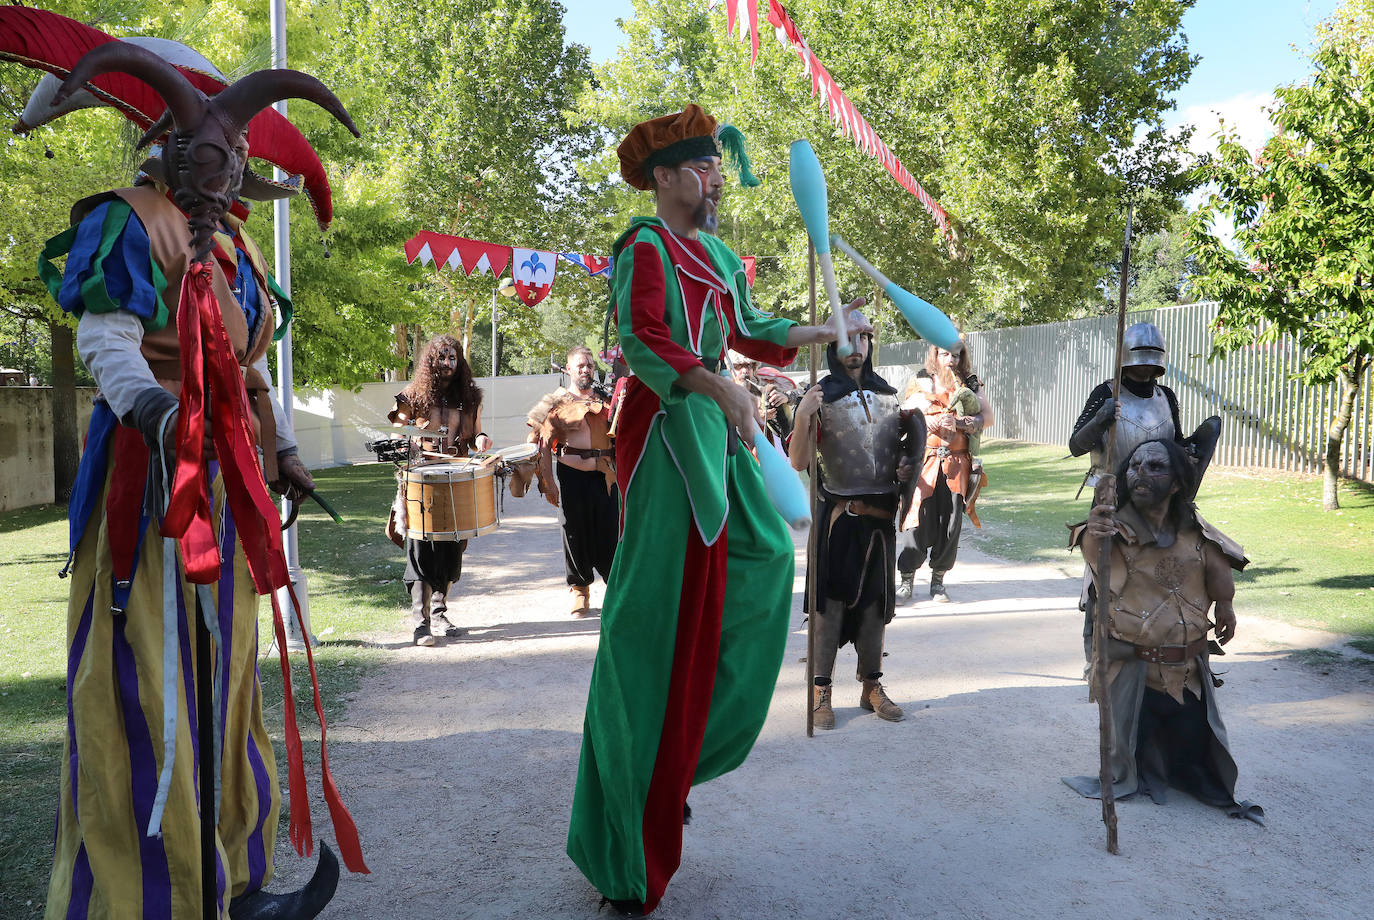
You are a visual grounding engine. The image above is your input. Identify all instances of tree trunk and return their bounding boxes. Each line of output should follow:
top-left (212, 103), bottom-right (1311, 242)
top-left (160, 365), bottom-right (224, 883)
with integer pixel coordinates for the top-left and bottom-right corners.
top-left (390, 323), bottom-right (408, 381)
top-left (50, 319), bottom-right (80, 503)
top-left (1322, 362), bottom-right (1365, 511)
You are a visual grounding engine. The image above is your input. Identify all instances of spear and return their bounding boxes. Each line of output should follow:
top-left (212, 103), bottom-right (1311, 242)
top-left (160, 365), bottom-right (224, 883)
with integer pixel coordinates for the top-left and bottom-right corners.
top-left (1092, 201), bottom-right (1133, 854)
top-left (806, 242), bottom-right (819, 737)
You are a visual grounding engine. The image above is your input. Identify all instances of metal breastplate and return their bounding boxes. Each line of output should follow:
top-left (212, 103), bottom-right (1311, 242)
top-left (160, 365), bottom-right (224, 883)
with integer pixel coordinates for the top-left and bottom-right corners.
top-left (1090, 386), bottom-right (1174, 476)
top-left (818, 391), bottom-right (902, 496)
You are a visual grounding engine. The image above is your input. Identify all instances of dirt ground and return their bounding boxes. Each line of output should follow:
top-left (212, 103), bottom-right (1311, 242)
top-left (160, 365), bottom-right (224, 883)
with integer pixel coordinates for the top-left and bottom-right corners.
top-left (271, 503), bottom-right (1374, 920)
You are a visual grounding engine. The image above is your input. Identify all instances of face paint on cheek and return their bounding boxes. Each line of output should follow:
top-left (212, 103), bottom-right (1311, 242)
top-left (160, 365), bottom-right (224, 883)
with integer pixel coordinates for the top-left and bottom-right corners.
top-left (682, 167), bottom-right (706, 200)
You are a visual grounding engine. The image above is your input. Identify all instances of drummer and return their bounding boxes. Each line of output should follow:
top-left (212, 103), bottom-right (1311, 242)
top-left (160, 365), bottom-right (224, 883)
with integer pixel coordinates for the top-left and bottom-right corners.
top-left (526, 345), bottom-right (619, 617)
top-left (388, 334), bottom-right (493, 646)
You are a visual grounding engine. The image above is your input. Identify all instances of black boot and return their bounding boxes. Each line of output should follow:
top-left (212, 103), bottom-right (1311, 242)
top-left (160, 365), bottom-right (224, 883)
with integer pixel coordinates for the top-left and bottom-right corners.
top-left (929, 570), bottom-right (950, 603)
top-left (409, 581), bottom-right (434, 647)
top-left (598, 896), bottom-right (648, 918)
top-left (229, 841), bottom-right (340, 920)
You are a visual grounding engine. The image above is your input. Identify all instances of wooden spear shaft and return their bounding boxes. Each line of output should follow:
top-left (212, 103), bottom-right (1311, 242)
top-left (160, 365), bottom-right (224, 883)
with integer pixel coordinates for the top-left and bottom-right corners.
top-left (1093, 201), bottom-right (1133, 855)
top-left (806, 242), bottom-right (819, 738)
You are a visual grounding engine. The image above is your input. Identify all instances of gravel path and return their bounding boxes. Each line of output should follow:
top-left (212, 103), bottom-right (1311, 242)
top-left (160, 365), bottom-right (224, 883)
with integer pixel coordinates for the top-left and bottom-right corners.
top-left (273, 503), bottom-right (1374, 920)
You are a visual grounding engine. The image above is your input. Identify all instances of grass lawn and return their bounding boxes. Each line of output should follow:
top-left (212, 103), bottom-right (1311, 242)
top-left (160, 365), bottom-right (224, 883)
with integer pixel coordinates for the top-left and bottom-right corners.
top-left (971, 439), bottom-right (1374, 637)
top-left (0, 462), bottom-right (405, 919)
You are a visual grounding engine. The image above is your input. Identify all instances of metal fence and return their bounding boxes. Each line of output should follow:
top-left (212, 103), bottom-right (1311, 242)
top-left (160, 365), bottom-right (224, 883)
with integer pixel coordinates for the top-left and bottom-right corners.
top-left (870, 301), bottom-right (1374, 483)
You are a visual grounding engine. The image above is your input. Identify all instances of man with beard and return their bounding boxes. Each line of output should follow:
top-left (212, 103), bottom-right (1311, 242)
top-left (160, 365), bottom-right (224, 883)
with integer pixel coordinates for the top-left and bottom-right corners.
top-left (566, 104), bottom-right (870, 917)
top-left (388, 334), bottom-right (492, 646)
top-left (896, 343), bottom-right (993, 603)
top-left (526, 345), bottom-right (619, 617)
top-left (790, 321), bottom-right (918, 728)
top-left (1067, 322), bottom-right (1221, 655)
top-left (1064, 440), bottom-right (1262, 824)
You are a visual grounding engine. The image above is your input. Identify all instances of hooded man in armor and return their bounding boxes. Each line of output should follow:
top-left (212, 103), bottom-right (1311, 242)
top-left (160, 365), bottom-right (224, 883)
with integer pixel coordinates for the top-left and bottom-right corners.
top-left (790, 319), bottom-right (920, 728)
top-left (1064, 439), bottom-right (1263, 824)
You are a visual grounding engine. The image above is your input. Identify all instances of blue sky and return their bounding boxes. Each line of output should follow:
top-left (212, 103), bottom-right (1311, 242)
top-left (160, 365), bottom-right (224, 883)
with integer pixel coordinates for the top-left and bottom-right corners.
top-left (562, 0), bottom-right (1344, 153)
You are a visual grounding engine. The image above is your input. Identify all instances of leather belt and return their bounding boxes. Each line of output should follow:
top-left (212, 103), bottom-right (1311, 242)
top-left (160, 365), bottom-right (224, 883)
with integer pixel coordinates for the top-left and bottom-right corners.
top-left (557, 446), bottom-right (614, 459)
top-left (827, 498), bottom-right (895, 522)
top-left (1133, 637), bottom-right (1209, 664)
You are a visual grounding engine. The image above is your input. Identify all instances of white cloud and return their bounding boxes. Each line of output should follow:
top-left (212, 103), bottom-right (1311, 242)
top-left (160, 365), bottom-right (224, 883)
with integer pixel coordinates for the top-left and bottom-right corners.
top-left (1166, 91), bottom-right (1281, 253)
top-left (1173, 90), bottom-right (1278, 161)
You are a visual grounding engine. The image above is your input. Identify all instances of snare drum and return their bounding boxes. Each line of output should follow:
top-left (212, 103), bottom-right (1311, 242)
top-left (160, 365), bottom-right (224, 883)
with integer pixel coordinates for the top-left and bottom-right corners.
top-left (403, 460), bottom-right (499, 540)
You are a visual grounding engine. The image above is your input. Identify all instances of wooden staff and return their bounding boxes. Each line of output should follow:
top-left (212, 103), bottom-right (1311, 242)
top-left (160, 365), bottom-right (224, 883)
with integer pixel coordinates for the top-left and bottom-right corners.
top-left (1093, 202), bottom-right (1133, 855)
top-left (805, 242), bottom-right (819, 738)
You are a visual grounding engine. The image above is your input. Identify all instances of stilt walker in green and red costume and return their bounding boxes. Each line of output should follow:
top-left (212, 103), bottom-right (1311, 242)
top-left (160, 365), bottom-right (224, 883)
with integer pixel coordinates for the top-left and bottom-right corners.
top-left (566, 105), bottom-right (869, 917)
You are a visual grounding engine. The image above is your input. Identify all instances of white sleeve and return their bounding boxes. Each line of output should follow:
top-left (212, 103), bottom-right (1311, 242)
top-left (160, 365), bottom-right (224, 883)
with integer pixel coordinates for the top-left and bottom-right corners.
top-left (76, 310), bottom-right (161, 420)
top-left (248, 353), bottom-right (297, 454)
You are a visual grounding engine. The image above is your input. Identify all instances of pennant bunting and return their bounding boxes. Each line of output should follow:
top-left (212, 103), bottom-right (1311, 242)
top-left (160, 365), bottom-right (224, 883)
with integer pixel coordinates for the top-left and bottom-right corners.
top-left (511, 248), bottom-right (557, 307)
top-left (558, 252), bottom-right (614, 278)
top-left (404, 232), bottom-right (510, 278)
top-left (712, 0), bottom-right (761, 62)
top-left (454, 237), bottom-right (511, 277)
top-left (742, 255), bottom-right (757, 287)
top-left (713, 0), bottom-right (952, 237)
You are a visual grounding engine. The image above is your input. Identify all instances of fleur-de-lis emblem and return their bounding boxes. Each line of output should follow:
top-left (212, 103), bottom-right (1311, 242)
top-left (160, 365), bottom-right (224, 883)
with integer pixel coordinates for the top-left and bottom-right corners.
top-left (521, 252), bottom-right (547, 278)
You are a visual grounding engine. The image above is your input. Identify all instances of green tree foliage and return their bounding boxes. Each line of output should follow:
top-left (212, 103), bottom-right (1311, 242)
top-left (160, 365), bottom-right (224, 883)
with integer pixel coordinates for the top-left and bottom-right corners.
top-left (1188, 1), bottom-right (1374, 510)
top-left (1090, 210), bottom-right (1197, 314)
top-left (293, 0), bottom-right (598, 383)
top-left (576, 0), bottom-right (1196, 349)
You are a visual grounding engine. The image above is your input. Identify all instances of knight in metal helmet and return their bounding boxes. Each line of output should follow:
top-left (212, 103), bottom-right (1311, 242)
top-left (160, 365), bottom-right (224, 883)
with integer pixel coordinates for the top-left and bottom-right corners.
top-left (1069, 321), bottom-right (1221, 496)
top-left (790, 314), bottom-right (921, 729)
top-left (2, 10), bottom-right (365, 917)
top-left (1068, 320), bottom-right (1225, 678)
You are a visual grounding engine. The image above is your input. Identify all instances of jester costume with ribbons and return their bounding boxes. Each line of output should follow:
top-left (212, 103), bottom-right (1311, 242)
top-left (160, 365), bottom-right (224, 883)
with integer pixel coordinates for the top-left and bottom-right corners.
top-left (567, 109), bottom-right (799, 915)
top-left (0, 14), bottom-right (366, 919)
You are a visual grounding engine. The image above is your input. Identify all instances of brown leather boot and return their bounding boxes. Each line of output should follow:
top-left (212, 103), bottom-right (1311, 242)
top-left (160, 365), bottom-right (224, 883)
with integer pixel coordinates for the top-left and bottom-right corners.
top-left (812, 684), bottom-right (835, 730)
top-left (860, 680), bottom-right (905, 722)
top-left (570, 584), bottom-right (591, 618)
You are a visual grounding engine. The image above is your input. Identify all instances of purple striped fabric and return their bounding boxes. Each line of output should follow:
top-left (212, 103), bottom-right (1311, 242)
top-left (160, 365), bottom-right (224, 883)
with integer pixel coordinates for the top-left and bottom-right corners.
top-left (66, 593), bottom-right (93, 820)
top-left (217, 508), bottom-right (235, 749)
top-left (244, 720), bottom-right (272, 892)
top-left (176, 581), bottom-right (198, 772)
top-left (64, 844), bottom-right (92, 920)
top-left (63, 595), bottom-right (95, 918)
top-left (112, 616), bottom-right (172, 919)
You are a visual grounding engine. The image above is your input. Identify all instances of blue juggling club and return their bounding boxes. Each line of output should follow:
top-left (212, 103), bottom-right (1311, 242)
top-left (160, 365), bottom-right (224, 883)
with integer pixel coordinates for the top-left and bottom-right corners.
top-left (830, 234), bottom-right (962, 352)
top-left (788, 140), bottom-right (852, 357)
top-left (749, 422), bottom-right (811, 530)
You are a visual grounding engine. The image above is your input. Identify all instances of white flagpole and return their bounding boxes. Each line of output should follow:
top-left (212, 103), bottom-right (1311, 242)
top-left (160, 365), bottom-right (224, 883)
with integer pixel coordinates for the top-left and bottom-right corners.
top-left (271, 0), bottom-right (315, 650)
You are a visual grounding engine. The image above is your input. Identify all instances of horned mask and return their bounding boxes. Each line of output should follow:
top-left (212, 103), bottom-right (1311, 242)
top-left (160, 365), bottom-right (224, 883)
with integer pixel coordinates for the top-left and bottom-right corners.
top-left (53, 41), bottom-right (359, 260)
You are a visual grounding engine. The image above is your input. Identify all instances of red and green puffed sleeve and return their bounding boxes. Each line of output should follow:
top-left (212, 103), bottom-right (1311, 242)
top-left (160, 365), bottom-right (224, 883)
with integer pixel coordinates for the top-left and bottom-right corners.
top-left (614, 233), bottom-right (702, 400)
